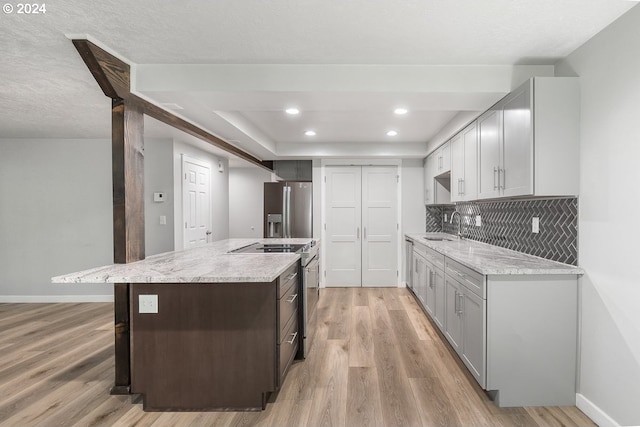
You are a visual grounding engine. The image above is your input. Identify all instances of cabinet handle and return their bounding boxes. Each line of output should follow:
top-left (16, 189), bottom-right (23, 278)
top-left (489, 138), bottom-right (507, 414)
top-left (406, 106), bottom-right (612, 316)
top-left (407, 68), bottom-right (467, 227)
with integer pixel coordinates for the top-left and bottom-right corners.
top-left (461, 179), bottom-right (465, 195)
top-left (454, 291), bottom-right (459, 313)
top-left (286, 293), bottom-right (298, 303)
top-left (500, 168), bottom-right (506, 190)
top-left (493, 167), bottom-right (498, 190)
top-left (429, 271), bottom-right (434, 288)
top-left (287, 272), bottom-right (298, 282)
top-left (364, 227), bottom-right (367, 240)
top-left (286, 331), bottom-right (298, 345)
top-left (458, 293), bottom-right (464, 315)
top-left (357, 227), bottom-right (360, 239)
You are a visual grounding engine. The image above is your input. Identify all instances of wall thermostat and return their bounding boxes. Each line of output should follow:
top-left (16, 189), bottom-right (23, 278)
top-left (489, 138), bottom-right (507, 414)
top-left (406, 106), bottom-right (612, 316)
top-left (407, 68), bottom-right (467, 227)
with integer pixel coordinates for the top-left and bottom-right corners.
top-left (153, 192), bottom-right (165, 202)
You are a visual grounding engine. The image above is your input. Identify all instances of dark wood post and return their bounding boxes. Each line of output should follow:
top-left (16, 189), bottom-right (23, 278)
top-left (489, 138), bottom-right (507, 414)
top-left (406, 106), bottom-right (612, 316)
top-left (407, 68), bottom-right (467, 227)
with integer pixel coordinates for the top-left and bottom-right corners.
top-left (110, 98), bottom-right (144, 394)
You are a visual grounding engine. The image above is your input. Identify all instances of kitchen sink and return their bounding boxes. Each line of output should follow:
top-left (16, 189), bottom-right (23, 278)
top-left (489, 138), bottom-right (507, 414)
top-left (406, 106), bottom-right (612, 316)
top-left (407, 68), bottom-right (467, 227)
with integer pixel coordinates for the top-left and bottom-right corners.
top-left (423, 235), bottom-right (458, 242)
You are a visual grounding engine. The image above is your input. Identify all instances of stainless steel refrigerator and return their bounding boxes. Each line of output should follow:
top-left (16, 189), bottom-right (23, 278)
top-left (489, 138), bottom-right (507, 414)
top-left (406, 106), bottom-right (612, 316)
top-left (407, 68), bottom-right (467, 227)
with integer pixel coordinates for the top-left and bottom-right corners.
top-left (264, 182), bottom-right (312, 238)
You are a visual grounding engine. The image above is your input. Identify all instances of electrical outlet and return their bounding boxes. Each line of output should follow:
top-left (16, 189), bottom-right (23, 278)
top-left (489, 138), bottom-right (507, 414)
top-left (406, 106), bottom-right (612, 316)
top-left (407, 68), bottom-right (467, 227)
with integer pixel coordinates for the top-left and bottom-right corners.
top-left (532, 217), bottom-right (540, 233)
top-left (475, 215), bottom-right (482, 227)
top-left (139, 294), bottom-right (158, 314)
top-left (444, 213), bottom-right (448, 222)
top-left (159, 215), bottom-right (166, 225)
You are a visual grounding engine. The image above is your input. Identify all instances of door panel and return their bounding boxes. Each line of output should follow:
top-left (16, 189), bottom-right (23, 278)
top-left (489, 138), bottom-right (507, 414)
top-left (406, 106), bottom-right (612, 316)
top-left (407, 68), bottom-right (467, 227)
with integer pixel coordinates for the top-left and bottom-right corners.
top-left (502, 83), bottom-right (533, 197)
top-left (325, 167), bottom-right (362, 287)
top-left (362, 167), bottom-right (398, 287)
top-left (325, 165), bottom-right (398, 288)
top-left (444, 276), bottom-right (462, 353)
top-left (477, 109), bottom-right (502, 199)
top-left (462, 289), bottom-right (486, 387)
top-left (183, 157), bottom-right (211, 249)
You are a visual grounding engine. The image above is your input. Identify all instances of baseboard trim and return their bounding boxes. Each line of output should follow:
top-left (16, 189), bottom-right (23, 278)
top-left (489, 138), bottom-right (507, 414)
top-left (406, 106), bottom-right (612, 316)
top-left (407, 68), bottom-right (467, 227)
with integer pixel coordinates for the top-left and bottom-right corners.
top-left (0, 295), bottom-right (113, 303)
top-left (576, 393), bottom-right (620, 427)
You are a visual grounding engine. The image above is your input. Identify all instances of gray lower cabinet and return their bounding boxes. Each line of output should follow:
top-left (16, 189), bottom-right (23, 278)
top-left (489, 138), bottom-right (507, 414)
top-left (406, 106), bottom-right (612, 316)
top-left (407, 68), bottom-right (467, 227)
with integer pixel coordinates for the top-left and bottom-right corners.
top-left (444, 275), bottom-right (463, 353)
top-left (406, 236), bottom-right (578, 407)
top-left (412, 243), bottom-right (446, 332)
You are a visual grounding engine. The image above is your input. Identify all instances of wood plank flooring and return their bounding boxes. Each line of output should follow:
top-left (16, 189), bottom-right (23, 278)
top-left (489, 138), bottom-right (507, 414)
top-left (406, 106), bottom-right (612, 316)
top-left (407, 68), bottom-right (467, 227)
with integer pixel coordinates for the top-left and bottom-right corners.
top-left (0, 289), bottom-right (595, 427)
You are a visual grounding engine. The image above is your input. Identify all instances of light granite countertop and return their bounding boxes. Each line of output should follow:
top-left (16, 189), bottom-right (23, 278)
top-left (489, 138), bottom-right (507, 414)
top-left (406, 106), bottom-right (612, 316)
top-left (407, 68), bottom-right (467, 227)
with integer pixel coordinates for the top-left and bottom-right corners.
top-left (52, 238), bottom-right (314, 284)
top-left (405, 233), bottom-right (584, 276)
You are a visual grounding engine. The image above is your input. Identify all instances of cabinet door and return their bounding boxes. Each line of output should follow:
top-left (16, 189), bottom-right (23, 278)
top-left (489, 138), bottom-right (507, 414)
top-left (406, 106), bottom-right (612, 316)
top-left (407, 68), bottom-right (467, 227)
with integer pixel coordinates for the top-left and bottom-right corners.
top-left (438, 141), bottom-right (451, 173)
top-left (461, 289), bottom-right (486, 388)
top-left (433, 268), bottom-right (446, 331)
top-left (413, 253), bottom-right (427, 309)
top-left (425, 263), bottom-right (436, 317)
top-left (444, 276), bottom-right (462, 354)
top-left (461, 122), bottom-right (478, 201)
top-left (450, 133), bottom-right (464, 203)
top-left (502, 81), bottom-right (533, 197)
top-left (424, 155), bottom-right (436, 205)
top-left (477, 108), bottom-right (502, 200)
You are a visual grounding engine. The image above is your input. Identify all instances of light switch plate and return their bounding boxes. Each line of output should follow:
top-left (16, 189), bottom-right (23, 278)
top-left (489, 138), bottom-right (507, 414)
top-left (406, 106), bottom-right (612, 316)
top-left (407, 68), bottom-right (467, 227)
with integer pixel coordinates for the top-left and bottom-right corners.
top-left (159, 215), bottom-right (167, 225)
top-left (444, 213), bottom-right (448, 222)
top-left (532, 217), bottom-right (540, 233)
top-left (475, 215), bottom-right (482, 227)
top-left (139, 294), bottom-right (158, 314)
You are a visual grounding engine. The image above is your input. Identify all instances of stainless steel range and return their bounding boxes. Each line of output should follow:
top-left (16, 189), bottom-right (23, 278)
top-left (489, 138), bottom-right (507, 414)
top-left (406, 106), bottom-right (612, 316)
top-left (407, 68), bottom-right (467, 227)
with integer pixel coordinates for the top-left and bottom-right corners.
top-left (230, 241), bottom-right (320, 358)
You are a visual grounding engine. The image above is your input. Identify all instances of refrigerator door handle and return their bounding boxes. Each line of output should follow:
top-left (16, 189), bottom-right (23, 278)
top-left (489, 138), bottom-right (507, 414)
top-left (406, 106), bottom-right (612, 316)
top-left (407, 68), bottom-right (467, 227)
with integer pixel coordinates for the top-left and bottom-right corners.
top-left (286, 186), bottom-right (292, 238)
top-left (282, 186), bottom-right (288, 238)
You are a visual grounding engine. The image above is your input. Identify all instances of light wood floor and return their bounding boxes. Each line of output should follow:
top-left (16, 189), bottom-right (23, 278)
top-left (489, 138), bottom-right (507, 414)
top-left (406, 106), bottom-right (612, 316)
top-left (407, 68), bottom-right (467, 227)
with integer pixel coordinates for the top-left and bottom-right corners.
top-left (0, 288), bottom-right (595, 427)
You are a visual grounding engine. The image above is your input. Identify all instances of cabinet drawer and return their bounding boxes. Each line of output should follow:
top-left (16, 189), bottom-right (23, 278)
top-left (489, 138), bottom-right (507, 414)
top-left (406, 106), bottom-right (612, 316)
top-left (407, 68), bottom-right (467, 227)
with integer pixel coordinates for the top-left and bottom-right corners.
top-left (414, 241), bottom-right (445, 270)
top-left (423, 246), bottom-right (445, 270)
top-left (278, 263), bottom-right (299, 298)
top-left (277, 313), bottom-right (298, 386)
top-left (445, 258), bottom-right (485, 298)
top-left (279, 281), bottom-right (299, 335)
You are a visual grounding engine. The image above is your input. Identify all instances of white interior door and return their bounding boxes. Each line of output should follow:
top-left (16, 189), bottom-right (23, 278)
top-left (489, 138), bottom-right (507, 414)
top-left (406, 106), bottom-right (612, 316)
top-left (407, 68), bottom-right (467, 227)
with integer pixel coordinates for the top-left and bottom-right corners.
top-left (325, 166), bottom-right (362, 287)
top-left (325, 165), bottom-right (398, 288)
top-left (362, 166), bottom-right (398, 287)
top-left (182, 156), bottom-right (211, 249)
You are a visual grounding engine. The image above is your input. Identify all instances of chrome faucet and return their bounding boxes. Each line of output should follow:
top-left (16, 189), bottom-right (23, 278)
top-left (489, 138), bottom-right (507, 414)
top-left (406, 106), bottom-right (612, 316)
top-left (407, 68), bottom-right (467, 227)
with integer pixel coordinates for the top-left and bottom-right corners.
top-left (450, 211), bottom-right (462, 238)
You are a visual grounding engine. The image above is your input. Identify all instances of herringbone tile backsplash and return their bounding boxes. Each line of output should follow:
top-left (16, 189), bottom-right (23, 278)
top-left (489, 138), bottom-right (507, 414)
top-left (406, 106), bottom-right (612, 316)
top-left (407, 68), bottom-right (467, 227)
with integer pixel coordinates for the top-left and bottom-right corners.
top-left (426, 198), bottom-right (578, 265)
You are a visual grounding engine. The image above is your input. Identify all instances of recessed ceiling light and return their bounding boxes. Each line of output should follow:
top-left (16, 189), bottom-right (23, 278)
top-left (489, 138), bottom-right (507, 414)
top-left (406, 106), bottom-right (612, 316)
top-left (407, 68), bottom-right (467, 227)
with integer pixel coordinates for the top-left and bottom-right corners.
top-left (387, 130), bottom-right (398, 137)
top-left (394, 108), bottom-right (408, 115)
top-left (304, 130), bottom-right (316, 136)
top-left (285, 108), bottom-right (300, 115)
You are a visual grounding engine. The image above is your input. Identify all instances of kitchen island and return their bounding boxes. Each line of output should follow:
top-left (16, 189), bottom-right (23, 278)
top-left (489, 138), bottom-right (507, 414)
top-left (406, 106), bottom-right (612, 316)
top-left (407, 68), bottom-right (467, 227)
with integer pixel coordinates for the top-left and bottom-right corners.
top-left (53, 238), bottom-right (313, 411)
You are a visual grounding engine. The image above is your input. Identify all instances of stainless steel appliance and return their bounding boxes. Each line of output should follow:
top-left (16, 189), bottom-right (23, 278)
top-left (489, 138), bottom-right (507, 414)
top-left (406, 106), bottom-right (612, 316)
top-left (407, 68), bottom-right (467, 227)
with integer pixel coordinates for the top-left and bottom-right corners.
top-left (229, 240), bottom-right (320, 358)
top-left (264, 182), bottom-right (312, 238)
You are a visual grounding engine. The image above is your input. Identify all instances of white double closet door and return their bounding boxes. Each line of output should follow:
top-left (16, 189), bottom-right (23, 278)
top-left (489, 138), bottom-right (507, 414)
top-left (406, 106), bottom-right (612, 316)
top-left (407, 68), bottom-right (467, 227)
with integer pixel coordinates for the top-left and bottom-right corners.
top-left (325, 165), bottom-right (398, 287)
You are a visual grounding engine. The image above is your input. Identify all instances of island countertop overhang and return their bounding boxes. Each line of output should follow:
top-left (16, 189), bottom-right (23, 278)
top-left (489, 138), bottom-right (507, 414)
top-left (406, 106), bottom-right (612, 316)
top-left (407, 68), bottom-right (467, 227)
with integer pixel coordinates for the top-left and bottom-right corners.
top-left (52, 238), bottom-right (314, 284)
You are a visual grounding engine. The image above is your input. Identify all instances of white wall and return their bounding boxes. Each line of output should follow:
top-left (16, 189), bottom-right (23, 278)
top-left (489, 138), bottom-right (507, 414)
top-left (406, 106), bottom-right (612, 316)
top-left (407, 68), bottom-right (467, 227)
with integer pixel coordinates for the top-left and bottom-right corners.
top-left (555, 5), bottom-right (640, 426)
top-left (228, 166), bottom-right (272, 238)
top-left (0, 139), bottom-right (113, 301)
top-left (144, 138), bottom-right (175, 255)
top-left (172, 138), bottom-right (229, 249)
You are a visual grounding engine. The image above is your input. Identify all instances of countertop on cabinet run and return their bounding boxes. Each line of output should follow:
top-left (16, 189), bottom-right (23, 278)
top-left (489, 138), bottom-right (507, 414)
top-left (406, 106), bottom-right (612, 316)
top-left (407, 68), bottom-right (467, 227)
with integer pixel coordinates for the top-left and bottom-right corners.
top-left (52, 238), bottom-right (314, 284)
top-left (406, 233), bottom-right (584, 276)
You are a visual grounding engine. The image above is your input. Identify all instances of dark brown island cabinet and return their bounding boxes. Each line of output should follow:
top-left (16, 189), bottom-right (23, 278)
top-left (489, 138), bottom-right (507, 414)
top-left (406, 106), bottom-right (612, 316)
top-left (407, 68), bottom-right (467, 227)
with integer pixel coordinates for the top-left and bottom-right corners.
top-left (129, 263), bottom-right (300, 411)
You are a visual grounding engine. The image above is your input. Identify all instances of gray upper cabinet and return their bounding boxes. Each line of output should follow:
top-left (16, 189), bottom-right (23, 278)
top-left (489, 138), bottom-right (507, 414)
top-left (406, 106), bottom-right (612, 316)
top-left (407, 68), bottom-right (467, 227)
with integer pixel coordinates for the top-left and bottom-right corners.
top-left (424, 141), bottom-right (453, 206)
top-left (434, 141), bottom-right (451, 174)
top-left (451, 121), bottom-right (478, 202)
top-left (477, 107), bottom-right (502, 199)
top-left (477, 77), bottom-right (579, 200)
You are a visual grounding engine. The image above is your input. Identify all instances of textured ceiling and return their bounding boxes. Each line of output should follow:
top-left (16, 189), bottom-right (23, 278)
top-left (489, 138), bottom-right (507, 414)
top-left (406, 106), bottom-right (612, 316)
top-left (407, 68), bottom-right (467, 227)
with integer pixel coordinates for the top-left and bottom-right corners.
top-left (0, 0), bottom-right (636, 159)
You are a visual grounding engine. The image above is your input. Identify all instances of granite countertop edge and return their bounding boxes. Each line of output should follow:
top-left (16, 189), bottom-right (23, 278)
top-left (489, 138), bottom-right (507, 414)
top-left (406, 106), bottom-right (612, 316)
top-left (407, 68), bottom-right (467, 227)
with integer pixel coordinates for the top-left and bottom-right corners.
top-left (405, 233), bottom-right (584, 276)
top-left (52, 238), bottom-right (313, 284)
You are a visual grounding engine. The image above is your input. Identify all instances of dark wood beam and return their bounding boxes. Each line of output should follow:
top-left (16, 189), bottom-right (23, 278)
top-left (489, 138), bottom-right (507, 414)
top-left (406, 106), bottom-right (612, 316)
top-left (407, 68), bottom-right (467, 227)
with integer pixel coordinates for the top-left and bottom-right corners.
top-left (72, 39), bottom-right (272, 172)
top-left (112, 98), bottom-right (145, 264)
